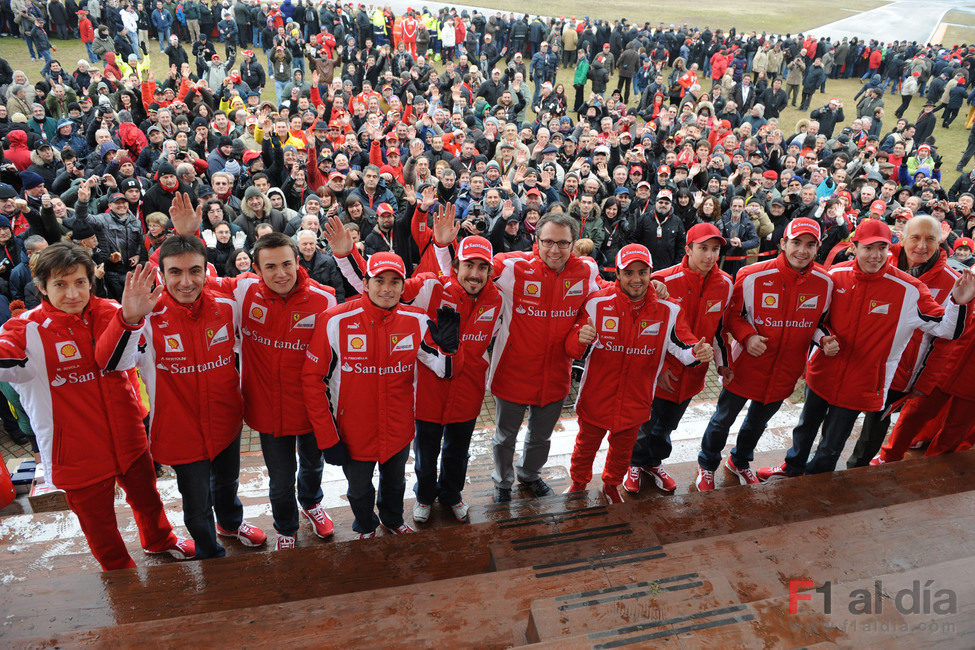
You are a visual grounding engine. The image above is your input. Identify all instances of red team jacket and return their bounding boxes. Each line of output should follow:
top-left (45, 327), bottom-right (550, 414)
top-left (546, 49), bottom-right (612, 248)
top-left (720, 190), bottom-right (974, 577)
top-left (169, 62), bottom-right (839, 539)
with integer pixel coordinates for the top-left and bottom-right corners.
top-left (651, 258), bottom-right (733, 403)
top-left (806, 260), bottom-right (965, 412)
top-left (489, 251), bottom-right (601, 406)
top-left (566, 285), bottom-right (698, 431)
top-left (886, 246), bottom-right (960, 393)
top-left (128, 288), bottom-right (244, 466)
top-left (724, 253), bottom-right (834, 404)
top-left (302, 295), bottom-right (452, 462)
top-left (0, 299), bottom-right (146, 490)
top-left (216, 267), bottom-right (337, 436)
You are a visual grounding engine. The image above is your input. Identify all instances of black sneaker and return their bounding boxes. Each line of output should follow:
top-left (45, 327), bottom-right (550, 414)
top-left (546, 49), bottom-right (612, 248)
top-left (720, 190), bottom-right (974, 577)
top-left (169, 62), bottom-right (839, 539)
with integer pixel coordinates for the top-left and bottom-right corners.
top-left (493, 487), bottom-right (512, 503)
top-left (519, 478), bottom-right (554, 498)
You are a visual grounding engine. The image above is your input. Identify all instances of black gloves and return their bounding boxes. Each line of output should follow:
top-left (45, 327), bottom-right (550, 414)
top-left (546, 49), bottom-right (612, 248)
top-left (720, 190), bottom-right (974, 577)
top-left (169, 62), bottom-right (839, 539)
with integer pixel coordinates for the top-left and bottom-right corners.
top-left (427, 305), bottom-right (461, 354)
top-left (322, 440), bottom-right (350, 466)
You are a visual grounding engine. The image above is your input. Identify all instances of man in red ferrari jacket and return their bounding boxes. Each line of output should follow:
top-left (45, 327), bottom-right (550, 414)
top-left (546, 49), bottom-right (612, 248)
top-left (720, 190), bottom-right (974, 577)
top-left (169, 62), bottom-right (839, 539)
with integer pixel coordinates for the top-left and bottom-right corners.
top-left (124, 234), bottom-right (266, 560)
top-left (323, 207), bottom-right (499, 524)
top-left (565, 244), bottom-right (713, 503)
top-left (624, 223), bottom-right (733, 495)
top-left (169, 193), bottom-right (338, 551)
top-left (845, 215), bottom-right (960, 467)
top-left (759, 219), bottom-right (975, 479)
top-left (302, 252), bottom-right (461, 539)
top-left (697, 218), bottom-right (836, 491)
top-left (489, 212), bottom-right (602, 502)
top-left (0, 243), bottom-right (192, 571)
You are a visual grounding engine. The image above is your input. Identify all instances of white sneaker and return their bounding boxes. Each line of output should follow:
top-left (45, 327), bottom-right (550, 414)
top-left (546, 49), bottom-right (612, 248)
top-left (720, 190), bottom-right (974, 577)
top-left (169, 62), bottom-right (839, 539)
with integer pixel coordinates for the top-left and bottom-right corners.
top-left (450, 500), bottom-right (469, 522)
top-left (413, 501), bottom-right (432, 524)
top-left (275, 534), bottom-right (295, 550)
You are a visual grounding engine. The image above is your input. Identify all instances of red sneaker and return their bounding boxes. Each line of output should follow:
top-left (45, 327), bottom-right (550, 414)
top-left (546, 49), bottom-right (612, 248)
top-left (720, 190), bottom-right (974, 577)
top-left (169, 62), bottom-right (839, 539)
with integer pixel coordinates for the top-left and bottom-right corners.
top-left (564, 481), bottom-right (588, 493)
top-left (275, 534), bottom-right (295, 550)
top-left (357, 531), bottom-right (376, 540)
top-left (869, 457), bottom-right (886, 466)
top-left (602, 483), bottom-right (624, 504)
top-left (145, 535), bottom-right (195, 560)
top-left (644, 465), bottom-right (677, 492)
top-left (695, 466), bottom-right (715, 492)
top-left (383, 523), bottom-right (415, 535)
top-left (756, 463), bottom-right (790, 482)
top-left (724, 457), bottom-right (759, 485)
top-left (622, 466), bottom-right (642, 494)
top-left (216, 521), bottom-right (267, 547)
top-left (299, 504), bottom-right (335, 538)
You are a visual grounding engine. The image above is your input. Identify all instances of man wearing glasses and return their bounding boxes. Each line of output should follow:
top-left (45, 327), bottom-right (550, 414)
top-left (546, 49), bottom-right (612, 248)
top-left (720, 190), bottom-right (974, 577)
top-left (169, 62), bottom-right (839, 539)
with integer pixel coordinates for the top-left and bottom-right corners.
top-left (488, 212), bottom-right (601, 502)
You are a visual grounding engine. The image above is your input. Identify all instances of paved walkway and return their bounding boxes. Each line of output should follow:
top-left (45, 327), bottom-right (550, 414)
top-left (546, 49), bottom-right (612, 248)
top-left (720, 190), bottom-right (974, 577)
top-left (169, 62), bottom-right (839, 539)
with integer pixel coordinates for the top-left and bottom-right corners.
top-left (794, 0), bottom-right (968, 43)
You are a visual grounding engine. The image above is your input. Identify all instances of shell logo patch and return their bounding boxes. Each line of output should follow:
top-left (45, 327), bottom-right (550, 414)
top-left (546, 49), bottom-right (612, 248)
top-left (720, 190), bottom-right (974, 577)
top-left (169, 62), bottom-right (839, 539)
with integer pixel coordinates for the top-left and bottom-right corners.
top-left (56, 341), bottom-right (80, 362)
top-left (348, 335), bottom-right (367, 352)
top-left (249, 304), bottom-right (267, 324)
top-left (762, 293), bottom-right (779, 308)
top-left (524, 281), bottom-right (541, 297)
top-left (165, 334), bottom-right (184, 352)
top-left (602, 316), bottom-right (619, 332)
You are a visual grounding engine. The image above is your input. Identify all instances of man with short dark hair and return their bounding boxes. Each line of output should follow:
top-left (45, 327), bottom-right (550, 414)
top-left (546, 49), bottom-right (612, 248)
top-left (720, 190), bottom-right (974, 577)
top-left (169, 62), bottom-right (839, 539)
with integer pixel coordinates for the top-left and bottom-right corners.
top-left (0, 243), bottom-right (192, 570)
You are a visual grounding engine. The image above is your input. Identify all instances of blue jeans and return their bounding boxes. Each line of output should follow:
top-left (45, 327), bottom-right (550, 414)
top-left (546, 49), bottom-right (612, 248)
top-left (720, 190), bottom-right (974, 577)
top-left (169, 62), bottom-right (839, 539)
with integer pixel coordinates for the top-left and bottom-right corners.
top-left (259, 431), bottom-right (324, 536)
top-left (699, 388), bottom-right (783, 471)
top-left (413, 418), bottom-right (476, 506)
top-left (273, 78), bottom-right (287, 105)
top-left (784, 387), bottom-right (861, 476)
top-left (23, 33), bottom-right (35, 58)
top-left (171, 435), bottom-right (244, 560)
top-left (343, 442), bottom-right (409, 534)
top-left (127, 30), bottom-right (139, 57)
top-left (630, 397), bottom-right (692, 467)
top-left (157, 26), bottom-right (170, 51)
top-left (38, 49), bottom-right (52, 75)
top-left (85, 42), bottom-right (98, 62)
top-left (252, 25), bottom-right (259, 46)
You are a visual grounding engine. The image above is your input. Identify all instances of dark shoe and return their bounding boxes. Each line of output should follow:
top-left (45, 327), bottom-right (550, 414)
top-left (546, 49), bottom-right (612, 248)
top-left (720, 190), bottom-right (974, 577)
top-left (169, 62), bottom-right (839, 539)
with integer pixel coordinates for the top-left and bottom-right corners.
top-left (519, 478), bottom-right (554, 498)
top-left (493, 486), bottom-right (512, 503)
top-left (8, 430), bottom-right (28, 446)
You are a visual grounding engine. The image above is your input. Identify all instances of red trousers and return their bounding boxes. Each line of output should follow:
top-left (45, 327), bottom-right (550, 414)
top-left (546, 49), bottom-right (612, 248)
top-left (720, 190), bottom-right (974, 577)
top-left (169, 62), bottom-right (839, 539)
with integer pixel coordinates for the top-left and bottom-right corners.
top-left (881, 389), bottom-right (975, 462)
top-left (63, 451), bottom-right (176, 571)
top-left (570, 420), bottom-right (640, 487)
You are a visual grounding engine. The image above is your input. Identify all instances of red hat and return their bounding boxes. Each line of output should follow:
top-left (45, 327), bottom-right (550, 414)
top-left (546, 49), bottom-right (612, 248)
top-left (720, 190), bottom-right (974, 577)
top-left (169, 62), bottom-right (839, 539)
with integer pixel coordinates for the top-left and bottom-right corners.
top-left (656, 188), bottom-right (673, 200)
top-left (525, 187), bottom-right (542, 198)
top-left (954, 237), bottom-right (975, 252)
top-left (784, 217), bottom-right (822, 242)
top-left (211, 53), bottom-right (220, 60)
top-left (242, 49), bottom-right (254, 57)
top-left (379, 165), bottom-right (396, 176)
top-left (328, 171), bottom-right (345, 181)
top-left (637, 180), bottom-right (652, 189)
top-left (685, 222), bottom-right (727, 246)
top-left (869, 199), bottom-right (887, 213)
top-left (243, 150), bottom-right (262, 164)
top-left (629, 166), bottom-right (643, 174)
top-left (918, 144), bottom-right (931, 152)
top-left (852, 218), bottom-right (892, 245)
top-left (615, 243), bottom-right (653, 270)
top-left (376, 202), bottom-right (395, 215)
top-left (366, 251), bottom-right (406, 278)
top-left (457, 236), bottom-right (493, 263)
top-left (657, 165), bottom-right (671, 176)
top-left (762, 169), bottom-right (778, 180)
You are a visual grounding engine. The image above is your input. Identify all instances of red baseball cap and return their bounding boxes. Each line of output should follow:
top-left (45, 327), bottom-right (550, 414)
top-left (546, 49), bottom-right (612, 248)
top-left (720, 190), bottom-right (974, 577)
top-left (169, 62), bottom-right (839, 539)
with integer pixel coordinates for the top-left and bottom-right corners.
top-left (376, 202), bottom-right (395, 215)
top-left (615, 243), bottom-right (653, 270)
top-left (869, 199), bottom-right (887, 213)
top-left (243, 150), bottom-right (262, 164)
top-left (784, 217), bottom-right (822, 242)
top-left (328, 171), bottom-right (345, 181)
top-left (852, 219), bottom-right (892, 245)
top-left (954, 237), bottom-right (975, 252)
top-left (366, 251), bottom-right (406, 278)
top-left (686, 222), bottom-right (727, 246)
top-left (457, 236), bottom-right (493, 263)
top-left (657, 165), bottom-right (671, 176)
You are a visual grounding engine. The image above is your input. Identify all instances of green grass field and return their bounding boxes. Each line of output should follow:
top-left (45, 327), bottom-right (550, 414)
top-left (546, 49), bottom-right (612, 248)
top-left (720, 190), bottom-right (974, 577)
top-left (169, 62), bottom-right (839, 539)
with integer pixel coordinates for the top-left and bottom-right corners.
top-left (469, 0), bottom-right (887, 36)
top-left (940, 9), bottom-right (975, 47)
top-left (4, 28), bottom-right (970, 186)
